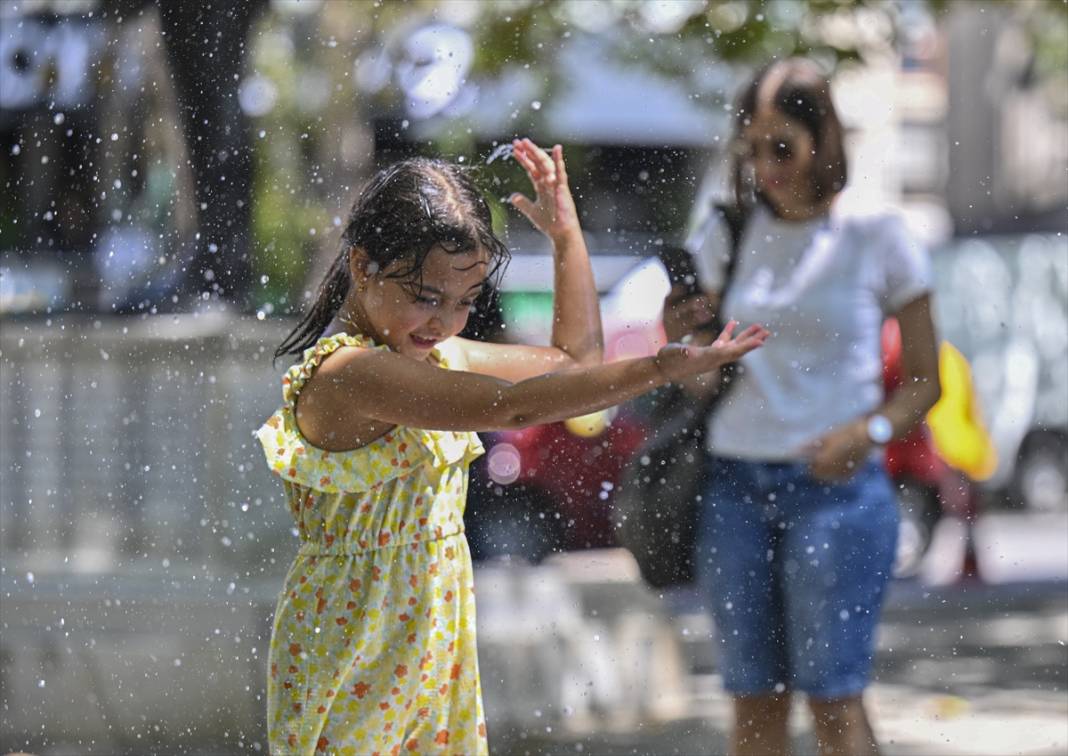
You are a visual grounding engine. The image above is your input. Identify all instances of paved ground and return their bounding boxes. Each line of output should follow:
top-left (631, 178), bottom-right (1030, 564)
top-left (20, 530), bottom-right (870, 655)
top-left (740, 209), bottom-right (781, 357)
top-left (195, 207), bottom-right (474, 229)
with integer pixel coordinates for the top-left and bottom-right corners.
top-left (505, 580), bottom-right (1068, 755)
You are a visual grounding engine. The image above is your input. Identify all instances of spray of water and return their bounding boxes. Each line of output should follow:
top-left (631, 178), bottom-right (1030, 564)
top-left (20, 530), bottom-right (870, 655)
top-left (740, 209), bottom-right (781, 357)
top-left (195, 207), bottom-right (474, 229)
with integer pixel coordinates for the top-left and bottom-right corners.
top-left (484, 142), bottom-right (515, 165)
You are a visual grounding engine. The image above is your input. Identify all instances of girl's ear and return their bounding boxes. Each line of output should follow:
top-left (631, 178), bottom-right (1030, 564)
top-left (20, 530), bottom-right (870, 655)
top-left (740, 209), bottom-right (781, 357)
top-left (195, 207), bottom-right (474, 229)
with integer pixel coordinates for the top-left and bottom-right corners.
top-left (348, 246), bottom-right (371, 280)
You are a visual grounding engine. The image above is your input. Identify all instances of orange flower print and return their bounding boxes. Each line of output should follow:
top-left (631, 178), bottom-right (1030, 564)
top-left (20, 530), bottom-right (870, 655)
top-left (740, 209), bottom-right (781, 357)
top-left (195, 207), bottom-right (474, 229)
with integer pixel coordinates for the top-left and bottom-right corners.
top-left (450, 663), bottom-right (461, 681)
top-left (378, 531), bottom-right (392, 547)
top-left (352, 681), bottom-right (370, 699)
top-left (406, 738), bottom-right (420, 751)
top-left (479, 722), bottom-right (487, 738)
top-left (289, 643), bottom-right (302, 657)
top-left (394, 664), bottom-right (408, 678)
top-left (435, 730), bottom-right (450, 746)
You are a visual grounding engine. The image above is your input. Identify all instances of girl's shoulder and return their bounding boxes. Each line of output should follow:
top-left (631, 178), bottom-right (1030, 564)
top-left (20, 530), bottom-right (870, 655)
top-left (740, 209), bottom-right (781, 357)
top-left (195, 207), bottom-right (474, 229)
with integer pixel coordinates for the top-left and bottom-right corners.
top-left (280, 332), bottom-right (386, 407)
top-left (260, 333), bottom-right (482, 494)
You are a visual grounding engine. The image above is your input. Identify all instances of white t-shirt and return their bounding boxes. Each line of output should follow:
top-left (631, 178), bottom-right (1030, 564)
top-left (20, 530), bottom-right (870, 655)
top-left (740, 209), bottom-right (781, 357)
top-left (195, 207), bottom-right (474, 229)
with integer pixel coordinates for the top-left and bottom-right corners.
top-left (687, 203), bottom-right (932, 462)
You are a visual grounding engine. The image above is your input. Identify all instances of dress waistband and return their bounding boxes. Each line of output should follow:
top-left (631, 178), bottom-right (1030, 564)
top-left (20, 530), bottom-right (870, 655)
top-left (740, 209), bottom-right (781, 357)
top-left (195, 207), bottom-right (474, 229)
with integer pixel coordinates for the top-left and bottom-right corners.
top-left (296, 527), bottom-right (465, 557)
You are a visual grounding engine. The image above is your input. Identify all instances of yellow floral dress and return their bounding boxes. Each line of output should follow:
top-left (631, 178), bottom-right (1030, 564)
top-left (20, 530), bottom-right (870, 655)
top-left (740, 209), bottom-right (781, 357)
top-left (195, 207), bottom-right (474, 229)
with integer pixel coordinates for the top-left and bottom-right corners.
top-left (256, 333), bottom-right (488, 755)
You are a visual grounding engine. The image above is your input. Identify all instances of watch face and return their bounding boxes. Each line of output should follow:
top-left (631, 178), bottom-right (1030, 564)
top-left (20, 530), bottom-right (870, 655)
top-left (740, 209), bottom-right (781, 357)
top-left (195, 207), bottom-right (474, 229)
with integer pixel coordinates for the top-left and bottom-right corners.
top-left (867, 414), bottom-right (893, 445)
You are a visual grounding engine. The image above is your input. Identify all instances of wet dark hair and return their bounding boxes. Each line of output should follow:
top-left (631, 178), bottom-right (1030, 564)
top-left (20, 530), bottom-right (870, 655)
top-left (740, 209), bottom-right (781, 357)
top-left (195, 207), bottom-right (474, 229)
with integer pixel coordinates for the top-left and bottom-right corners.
top-left (276, 158), bottom-right (510, 360)
top-left (730, 58), bottom-right (848, 212)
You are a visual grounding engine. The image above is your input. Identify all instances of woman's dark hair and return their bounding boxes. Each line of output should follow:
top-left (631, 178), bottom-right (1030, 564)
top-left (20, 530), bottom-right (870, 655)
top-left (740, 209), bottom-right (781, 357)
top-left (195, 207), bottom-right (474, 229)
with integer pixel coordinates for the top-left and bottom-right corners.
top-left (276, 157), bottom-right (510, 360)
top-left (729, 58), bottom-right (848, 211)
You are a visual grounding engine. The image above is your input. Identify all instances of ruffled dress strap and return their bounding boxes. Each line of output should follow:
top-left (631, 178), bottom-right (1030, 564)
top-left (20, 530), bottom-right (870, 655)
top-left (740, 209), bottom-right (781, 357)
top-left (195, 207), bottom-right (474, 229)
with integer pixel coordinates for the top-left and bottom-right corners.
top-left (256, 333), bottom-right (483, 493)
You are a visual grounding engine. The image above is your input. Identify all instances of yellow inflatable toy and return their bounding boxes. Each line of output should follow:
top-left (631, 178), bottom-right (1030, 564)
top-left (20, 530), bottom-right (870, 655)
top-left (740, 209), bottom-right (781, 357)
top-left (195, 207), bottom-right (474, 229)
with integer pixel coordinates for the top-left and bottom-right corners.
top-left (926, 341), bottom-right (998, 481)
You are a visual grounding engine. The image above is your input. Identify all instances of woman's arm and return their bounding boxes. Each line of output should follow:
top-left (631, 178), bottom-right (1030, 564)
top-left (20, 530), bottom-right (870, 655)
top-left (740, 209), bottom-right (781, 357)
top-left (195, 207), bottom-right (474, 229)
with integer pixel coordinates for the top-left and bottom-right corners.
top-left (873, 293), bottom-right (942, 434)
top-left (297, 322), bottom-right (768, 438)
top-left (453, 140), bottom-right (603, 383)
top-left (806, 294), bottom-right (941, 480)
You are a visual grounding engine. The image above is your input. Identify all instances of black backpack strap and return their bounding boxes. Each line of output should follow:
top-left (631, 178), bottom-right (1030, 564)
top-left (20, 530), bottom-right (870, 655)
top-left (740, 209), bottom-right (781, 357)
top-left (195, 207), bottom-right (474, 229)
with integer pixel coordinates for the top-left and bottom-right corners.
top-left (704, 202), bottom-right (750, 410)
top-left (712, 202), bottom-right (748, 291)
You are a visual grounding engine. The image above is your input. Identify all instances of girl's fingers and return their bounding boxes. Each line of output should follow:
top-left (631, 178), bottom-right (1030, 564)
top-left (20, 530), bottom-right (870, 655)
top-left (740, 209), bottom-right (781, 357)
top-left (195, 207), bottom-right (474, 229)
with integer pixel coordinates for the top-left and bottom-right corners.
top-left (512, 141), bottom-right (540, 180)
top-left (737, 324), bottom-right (766, 343)
top-left (525, 138), bottom-right (556, 181)
top-left (717, 320), bottom-right (738, 342)
top-left (509, 192), bottom-right (536, 219)
top-left (553, 144), bottom-right (567, 182)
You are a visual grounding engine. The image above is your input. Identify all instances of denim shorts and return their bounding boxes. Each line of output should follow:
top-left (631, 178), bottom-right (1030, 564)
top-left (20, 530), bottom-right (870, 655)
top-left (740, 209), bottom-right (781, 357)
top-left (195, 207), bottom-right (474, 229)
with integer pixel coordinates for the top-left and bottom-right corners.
top-left (696, 456), bottom-right (898, 699)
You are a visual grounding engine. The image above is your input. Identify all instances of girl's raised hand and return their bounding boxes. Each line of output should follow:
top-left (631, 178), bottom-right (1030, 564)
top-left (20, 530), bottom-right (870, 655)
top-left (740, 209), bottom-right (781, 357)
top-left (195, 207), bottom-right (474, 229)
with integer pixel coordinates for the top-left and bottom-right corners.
top-left (655, 320), bottom-right (770, 382)
top-left (509, 138), bottom-right (580, 243)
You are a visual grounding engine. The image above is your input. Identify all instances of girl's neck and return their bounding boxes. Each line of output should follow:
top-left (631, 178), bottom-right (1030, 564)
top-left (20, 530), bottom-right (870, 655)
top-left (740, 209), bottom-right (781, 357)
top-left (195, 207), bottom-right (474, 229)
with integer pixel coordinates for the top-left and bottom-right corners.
top-left (331, 301), bottom-right (372, 339)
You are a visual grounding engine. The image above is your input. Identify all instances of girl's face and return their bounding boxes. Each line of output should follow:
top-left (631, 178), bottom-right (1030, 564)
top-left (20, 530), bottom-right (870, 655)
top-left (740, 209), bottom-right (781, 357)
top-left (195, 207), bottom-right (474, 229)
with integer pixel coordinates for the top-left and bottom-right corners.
top-left (741, 105), bottom-right (818, 217)
top-left (354, 245), bottom-right (489, 360)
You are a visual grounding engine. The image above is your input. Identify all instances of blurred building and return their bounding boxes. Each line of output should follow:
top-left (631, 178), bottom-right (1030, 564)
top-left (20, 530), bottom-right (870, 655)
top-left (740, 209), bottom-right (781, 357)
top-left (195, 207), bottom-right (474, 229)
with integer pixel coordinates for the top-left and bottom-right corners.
top-left (944, 2), bottom-right (1068, 235)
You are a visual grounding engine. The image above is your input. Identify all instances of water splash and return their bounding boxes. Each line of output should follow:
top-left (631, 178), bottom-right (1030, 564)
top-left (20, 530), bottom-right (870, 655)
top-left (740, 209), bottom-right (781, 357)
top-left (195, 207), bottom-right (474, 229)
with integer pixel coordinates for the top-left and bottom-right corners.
top-left (484, 142), bottom-right (515, 165)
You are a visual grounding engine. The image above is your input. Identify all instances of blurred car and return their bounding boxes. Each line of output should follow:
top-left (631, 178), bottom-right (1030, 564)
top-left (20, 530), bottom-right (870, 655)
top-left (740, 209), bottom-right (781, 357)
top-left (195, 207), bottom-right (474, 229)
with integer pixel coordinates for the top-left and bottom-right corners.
top-left (930, 233), bottom-right (1068, 514)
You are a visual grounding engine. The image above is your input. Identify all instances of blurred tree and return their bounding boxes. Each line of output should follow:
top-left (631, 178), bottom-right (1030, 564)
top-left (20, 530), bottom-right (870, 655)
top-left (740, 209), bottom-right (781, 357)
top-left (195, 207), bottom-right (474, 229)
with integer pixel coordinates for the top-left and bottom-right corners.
top-left (98, 0), bottom-right (1066, 309)
top-left (101, 0), bottom-right (267, 310)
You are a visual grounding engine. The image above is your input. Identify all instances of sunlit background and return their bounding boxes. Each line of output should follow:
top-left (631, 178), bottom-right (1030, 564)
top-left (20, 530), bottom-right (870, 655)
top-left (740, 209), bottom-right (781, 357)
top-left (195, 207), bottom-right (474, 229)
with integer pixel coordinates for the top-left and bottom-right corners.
top-left (1, 1), bottom-right (1066, 754)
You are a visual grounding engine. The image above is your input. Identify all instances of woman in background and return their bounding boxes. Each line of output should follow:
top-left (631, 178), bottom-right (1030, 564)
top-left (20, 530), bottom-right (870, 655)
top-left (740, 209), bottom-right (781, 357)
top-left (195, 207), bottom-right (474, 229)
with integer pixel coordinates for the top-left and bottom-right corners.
top-left (687, 58), bottom-right (941, 756)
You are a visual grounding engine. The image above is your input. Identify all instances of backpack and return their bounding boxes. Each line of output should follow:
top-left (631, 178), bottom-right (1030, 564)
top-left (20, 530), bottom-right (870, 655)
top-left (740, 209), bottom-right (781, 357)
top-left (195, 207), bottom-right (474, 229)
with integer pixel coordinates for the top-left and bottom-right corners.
top-left (613, 203), bottom-right (748, 588)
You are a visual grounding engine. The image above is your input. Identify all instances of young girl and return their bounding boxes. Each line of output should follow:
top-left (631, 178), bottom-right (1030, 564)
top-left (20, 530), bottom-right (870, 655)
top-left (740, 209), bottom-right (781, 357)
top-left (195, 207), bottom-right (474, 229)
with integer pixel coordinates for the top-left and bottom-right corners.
top-left (256, 139), bottom-right (767, 755)
top-left (686, 60), bottom-right (941, 756)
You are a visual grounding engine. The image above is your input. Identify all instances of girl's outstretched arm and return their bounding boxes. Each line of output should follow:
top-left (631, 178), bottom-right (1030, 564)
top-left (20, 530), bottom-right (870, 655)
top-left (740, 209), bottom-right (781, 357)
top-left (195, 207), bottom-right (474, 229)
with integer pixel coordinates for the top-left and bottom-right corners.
top-left (450, 139), bottom-right (603, 383)
top-left (297, 322), bottom-right (767, 441)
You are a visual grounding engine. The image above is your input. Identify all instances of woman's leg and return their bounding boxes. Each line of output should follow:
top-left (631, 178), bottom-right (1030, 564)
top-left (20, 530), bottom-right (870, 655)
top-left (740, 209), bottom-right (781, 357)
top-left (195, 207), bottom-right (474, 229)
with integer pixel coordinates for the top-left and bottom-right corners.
top-left (779, 460), bottom-right (899, 756)
top-left (697, 459), bottom-right (792, 754)
top-left (808, 695), bottom-right (878, 756)
top-left (734, 692), bottom-right (792, 756)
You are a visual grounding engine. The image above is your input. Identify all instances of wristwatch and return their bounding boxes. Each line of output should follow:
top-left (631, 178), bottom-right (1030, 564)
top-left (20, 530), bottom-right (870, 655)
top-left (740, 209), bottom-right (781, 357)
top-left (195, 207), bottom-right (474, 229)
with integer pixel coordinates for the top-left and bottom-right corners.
top-left (865, 413), bottom-right (894, 445)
